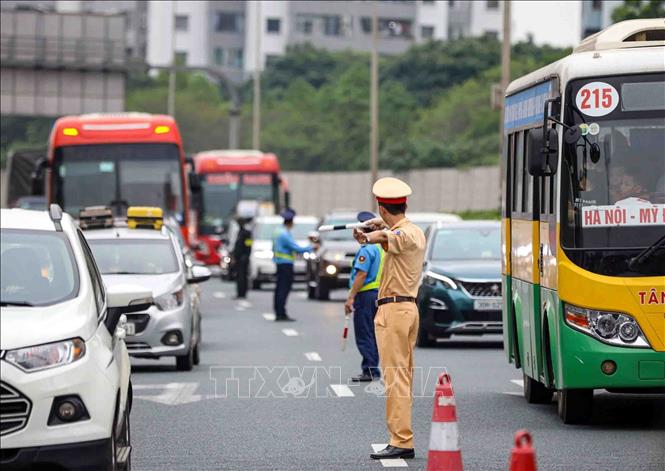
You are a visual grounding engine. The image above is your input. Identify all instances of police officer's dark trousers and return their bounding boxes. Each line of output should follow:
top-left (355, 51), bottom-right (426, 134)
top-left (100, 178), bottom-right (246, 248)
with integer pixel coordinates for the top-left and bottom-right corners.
top-left (236, 256), bottom-right (249, 298)
top-left (274, 263), bottom-right (294, 318)
top-left (353, 289), bottom-right (380, 378)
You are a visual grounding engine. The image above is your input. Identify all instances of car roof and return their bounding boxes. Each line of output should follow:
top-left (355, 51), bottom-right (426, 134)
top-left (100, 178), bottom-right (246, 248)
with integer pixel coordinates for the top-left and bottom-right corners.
top-left (409, 212), bottom-right (462, 222)
top-left (324, 212), bottom-right (358, 220)
top-left (83, 226), bottom-right (171, 240)
top-left (432, 220), bottom-right (500, 229)
top-left (256, 215), bottom-right (319, 224)
top-left (1, 208), bottom-right (58, 231)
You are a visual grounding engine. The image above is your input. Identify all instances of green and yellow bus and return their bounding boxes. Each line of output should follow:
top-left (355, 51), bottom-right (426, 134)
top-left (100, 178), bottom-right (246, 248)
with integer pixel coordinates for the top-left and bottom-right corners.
top-left (501, 19), bottom-right (665, 424)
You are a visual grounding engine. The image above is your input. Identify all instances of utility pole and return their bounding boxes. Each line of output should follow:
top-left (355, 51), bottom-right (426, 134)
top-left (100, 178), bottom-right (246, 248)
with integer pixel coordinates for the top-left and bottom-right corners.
top-left (498, 0), bottom-right (511, 209)
top-left (167, 1), bottom-right (176, 117)
top-left (252, 1), bottom-right (261, 150)
top-left (369, 5), bottom-right (379, 206)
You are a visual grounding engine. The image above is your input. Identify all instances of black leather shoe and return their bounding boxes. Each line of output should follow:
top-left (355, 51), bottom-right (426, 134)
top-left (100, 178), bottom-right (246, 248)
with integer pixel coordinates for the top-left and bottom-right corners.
top-left (370, 445), bottom-right (415, 460)
top-left (275, 316), bottom-right (296, 322)
top-left (351, 373), bottom-right (374, 382)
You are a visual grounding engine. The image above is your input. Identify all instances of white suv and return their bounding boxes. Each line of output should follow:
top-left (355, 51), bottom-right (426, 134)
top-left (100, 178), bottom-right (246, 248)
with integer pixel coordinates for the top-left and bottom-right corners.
top-left (1, 205), bottom-right (151, 471)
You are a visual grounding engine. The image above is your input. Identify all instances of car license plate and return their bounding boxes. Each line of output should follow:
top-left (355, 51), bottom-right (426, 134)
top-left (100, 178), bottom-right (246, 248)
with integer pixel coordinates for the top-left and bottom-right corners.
top-left (125, 322), bottom-right (136, 336)
top-left (474, 299), bottom-right (502, 311)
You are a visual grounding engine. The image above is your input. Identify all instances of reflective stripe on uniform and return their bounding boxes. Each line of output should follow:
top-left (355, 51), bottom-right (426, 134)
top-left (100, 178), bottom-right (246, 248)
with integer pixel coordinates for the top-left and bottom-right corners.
top-left (244, 238), bottom-right (253, 247)
top-left (274, 251), bottom-right (295, 261)
top-left (359, 246), bottom-right (385, 292)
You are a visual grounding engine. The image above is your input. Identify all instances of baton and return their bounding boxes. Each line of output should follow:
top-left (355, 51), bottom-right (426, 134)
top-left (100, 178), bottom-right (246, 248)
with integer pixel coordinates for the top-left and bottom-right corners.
top-left (341, 312), bottom-right (350, 351)
top-left (318, 222), bottom-right (368, 232)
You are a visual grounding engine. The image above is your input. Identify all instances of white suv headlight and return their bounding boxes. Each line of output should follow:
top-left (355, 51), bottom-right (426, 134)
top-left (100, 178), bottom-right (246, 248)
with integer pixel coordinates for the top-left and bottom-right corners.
top-left (424, 271), bottom-right (458, 290)
top-left (564, 303), bottom-right (650, 348)
top-left (155, 288), bottom-right (184, 311)
top-left (5, 338), bottom-right (86, 372)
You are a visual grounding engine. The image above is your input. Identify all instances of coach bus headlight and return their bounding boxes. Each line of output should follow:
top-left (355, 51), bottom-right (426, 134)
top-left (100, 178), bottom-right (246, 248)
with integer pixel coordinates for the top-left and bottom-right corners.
top-left (564, 304), bottom-right (650, 348)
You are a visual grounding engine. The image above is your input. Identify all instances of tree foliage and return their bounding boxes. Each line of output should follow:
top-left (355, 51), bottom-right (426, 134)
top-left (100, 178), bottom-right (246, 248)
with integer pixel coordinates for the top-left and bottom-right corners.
top-left (611, 0), bottom-right (665, 22)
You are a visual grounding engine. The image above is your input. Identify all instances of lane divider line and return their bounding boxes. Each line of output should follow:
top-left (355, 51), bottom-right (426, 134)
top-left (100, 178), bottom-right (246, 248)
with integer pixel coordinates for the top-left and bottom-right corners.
top-left (511, 379), bottom-right (524, 388)
top-left (262, 313), bottom-right (276, 321)
top-left (282, 328), bottom-right (299, 336)
top-left (212, 292), bottom-right (226, 299)
top-left (330, 384), bottom-right (355, 397)
top-left (304, 352), bottom-right (322, 361)
top-left (371, 443), bottom-right (408, 467)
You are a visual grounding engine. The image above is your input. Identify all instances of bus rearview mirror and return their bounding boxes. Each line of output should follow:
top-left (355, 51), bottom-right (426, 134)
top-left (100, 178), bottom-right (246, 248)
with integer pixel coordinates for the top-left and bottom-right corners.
top-left (527, 128), bottom-right (558, 177)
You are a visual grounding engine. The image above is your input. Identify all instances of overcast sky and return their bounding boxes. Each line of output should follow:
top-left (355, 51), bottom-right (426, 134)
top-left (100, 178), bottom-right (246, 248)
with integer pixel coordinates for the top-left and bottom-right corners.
top-left (512, 1), bottom-right (583, 48)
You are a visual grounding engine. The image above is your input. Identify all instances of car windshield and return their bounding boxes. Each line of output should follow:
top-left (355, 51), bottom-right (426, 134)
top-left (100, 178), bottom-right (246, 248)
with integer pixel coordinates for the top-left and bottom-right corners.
top-left (255, 221), bottom-right (318, 240)
top-left (321, 218), bottom-right (356, 241)
top-left (561, 74), bottom-right (665, 276)
top-left (88, 239), bottom-right (179, 275)
top-left (430, 226), bottom-right (501, 261)
top-left (1, 229), bottom-right (79, 306)
top-left (53, 143), bottom-right (184, 219)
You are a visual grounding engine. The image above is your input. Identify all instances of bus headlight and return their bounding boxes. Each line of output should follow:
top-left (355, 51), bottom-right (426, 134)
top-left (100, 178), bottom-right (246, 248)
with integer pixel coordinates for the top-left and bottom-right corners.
top-left (564, 304), bottom-right (650, 348)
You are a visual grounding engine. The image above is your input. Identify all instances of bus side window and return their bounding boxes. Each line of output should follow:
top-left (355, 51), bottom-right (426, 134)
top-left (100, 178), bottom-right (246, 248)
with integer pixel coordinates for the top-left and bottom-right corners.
top-left (512, 132), bottom-right (523, 215)
top-left (522, 132), bottom-right (533, 215)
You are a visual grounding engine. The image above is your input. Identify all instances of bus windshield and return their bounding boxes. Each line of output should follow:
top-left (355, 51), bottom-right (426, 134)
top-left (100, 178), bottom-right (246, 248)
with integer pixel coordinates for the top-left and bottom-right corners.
top-left (53, 143), bottom-right (184, 219)
top-left (199, 173), bottom-right (276, 233)
top-left (561, 74), bottom-right (665, 276)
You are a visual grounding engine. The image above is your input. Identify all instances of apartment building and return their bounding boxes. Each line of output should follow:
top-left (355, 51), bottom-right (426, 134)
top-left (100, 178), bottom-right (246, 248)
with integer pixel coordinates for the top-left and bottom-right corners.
top-left (581, 0), bottom-right (622, 38)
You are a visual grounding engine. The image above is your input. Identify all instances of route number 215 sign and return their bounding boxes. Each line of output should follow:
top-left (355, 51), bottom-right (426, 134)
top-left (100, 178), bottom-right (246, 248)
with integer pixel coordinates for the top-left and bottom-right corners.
top-left (576, 81), bottom-right (619, 117)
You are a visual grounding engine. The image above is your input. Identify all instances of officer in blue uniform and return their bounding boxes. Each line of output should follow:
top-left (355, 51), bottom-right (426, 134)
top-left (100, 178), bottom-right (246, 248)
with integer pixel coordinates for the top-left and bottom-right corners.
top-left (344, 211), bottom-right (385, 381)
top-left (273, 208), bottom-right (316, 322)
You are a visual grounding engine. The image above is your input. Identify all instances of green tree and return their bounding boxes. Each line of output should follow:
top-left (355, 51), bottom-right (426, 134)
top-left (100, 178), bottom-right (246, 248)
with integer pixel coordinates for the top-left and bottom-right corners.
top-left (611, 0), bottom-right (665, 22)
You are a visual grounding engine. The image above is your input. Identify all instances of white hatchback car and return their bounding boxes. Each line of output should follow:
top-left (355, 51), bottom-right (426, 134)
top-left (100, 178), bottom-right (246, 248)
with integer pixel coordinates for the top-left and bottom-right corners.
top-left (0, 206), bottom-right (151, 470)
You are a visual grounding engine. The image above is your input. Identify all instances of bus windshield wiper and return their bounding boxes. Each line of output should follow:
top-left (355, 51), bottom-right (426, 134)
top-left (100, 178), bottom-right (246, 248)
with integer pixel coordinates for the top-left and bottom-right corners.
top-left (0, 300), bottom-right (35, 307)
top-left (628, 234), bottom-right (665, 270)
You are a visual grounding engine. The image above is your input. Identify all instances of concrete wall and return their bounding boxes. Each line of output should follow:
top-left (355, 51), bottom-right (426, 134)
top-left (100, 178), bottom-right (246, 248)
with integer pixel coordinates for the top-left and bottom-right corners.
top-left (283, 165), bottom-right (500, 216)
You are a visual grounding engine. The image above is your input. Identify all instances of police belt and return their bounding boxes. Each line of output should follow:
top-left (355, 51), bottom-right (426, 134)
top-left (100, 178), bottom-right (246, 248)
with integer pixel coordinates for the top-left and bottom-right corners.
top-left (375, 296), bottom-right (416, 307)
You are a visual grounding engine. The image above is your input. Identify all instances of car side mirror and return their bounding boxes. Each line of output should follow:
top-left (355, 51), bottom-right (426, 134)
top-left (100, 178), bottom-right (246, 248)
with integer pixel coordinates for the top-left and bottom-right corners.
top-left (189, 171), bottom-right (201, 193)
top-left (527, 128), bottom-right (558, 177)
top-left (105, 284), bottom-right (153, 333)
top-left (187, 265), bottom-right (211, 284)
top-left (31, 158), bottom-right (49, 196)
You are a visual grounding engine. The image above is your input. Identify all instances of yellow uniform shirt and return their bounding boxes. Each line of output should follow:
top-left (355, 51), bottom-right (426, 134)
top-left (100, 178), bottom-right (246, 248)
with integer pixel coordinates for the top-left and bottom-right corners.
top-left (378, 218), bottom-right (426, 298)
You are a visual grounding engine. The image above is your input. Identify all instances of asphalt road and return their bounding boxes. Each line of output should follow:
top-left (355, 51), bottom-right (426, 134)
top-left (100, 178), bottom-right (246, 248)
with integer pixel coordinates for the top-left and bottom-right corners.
top-left (129, 278), bottom-right (665, 471)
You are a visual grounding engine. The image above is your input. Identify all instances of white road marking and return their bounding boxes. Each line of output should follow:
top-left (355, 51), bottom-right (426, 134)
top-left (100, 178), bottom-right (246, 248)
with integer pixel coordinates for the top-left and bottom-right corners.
top-left (511, 379), bottom-right (524, 388)
top-left (371, 444), bottom-right (408, 467)
top-left (298, 292), bottom-right (308, 299)
top-left (235, 306), bottom-right (246, 311)
top-left (262, 313), bottom-right (276, 321)
top-left (134, 383), bottom-right (202, 405)
top-left (304, 352), bottom-right (322, 361)
top-left (282, 328), bottom-right (299, 336)
top-left (212, 292), bottom-right (226, 299)
top-left (330, 384), bottom-right (355, 397)
top-left (238, 300), bottom-right (252, 308)
top-left (502, 391), bottom-right (523, 397)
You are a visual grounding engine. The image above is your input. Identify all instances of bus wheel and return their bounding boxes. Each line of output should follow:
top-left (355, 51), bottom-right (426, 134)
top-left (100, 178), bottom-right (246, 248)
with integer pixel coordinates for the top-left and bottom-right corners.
top-left (558, 388), bottom-right (593, 424)
top-left (523, 372), bottom-right (553, 404)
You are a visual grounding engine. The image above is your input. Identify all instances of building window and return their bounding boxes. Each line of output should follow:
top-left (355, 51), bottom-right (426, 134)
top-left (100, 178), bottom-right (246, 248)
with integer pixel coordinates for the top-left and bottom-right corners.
top-left (266, 54), bottom-right (280, 66)
top-left (484, 30), bottom-right (499, 40)
top-left (323, 15), bottom-right (342, 36)
top-left (421, 25), bottom-right (435, 40)
top-left (296, 15), bottom-right (313, 34)
top-left (592, 0), bottom-right (602, 10)
top-left (175, 51), bottom-right (187, 66)
top-left (215, 11), bottom-right (244, 33)
top-left (214, 47), bottom-right (225, 66)
top-left (486, 0), bottom-right (499, 9)
top-left (174, 14), bottom-right (188, 32)
top-left (266, 18), bottom-right (281, 33)
top-left (361, 17), bottom-right (413, 38)
top-left (228, 48), bottom-right (243, 69)
top-left (449, 26), bottom-right (463, 40)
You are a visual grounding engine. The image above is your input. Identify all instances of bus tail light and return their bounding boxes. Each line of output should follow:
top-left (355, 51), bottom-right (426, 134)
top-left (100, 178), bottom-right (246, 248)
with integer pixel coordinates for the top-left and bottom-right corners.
top-left (563, 303), bottom-right (650, 348)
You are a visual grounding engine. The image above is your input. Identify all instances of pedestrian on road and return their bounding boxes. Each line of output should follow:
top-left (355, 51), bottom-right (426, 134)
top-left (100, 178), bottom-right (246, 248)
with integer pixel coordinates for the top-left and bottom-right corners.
top-left (345, 211), bottom-right (384, 382)
top-left (273, 208), bottom-right (317, 321)
top-left (233, 216), bottom-right (253, 299)
top-left (353, 177), bottom-right (426, 461)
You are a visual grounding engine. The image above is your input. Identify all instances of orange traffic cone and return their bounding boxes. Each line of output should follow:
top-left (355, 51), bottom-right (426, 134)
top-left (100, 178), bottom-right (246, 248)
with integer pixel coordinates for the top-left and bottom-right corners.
top-left (426, 373), bottom-right (463, 471)
top-left (509, 430), bottom-right (537, 471)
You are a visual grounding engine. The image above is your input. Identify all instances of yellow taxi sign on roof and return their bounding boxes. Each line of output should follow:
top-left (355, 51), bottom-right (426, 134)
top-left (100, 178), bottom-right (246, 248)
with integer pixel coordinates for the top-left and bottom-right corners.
top-left (127, 206), bottom-right (164, 230)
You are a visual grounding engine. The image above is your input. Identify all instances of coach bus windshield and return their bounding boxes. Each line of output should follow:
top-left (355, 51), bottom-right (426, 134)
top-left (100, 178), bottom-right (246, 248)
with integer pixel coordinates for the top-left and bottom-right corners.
top-left (199, 173), bottom-right (277, 234)
top-left (561, 74), bottom-right (665, 276)
top-left (53, 143), bottom-right (184, 219)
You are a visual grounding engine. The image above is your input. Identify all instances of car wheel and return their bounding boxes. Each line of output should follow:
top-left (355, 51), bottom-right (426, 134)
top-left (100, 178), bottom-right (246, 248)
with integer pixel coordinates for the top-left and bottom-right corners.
top-left (416, 324), bottom-right (436, 348)
top-left (193, 343), bottom-right (200, 366)
top-left (315, 274), bottom-right (330, 300)
top-left (108, 404), bottom-right (131, 470)
top-left (523, 372), bottom-right (554, 404)
top-left (307, 284), bottom-right (316, 299)
top-left (252, 279), bottom-right (262, 290)
top-left (558, 388), bottom-right (593, 424)
top-left (176, 347), bottom-right (194, 371)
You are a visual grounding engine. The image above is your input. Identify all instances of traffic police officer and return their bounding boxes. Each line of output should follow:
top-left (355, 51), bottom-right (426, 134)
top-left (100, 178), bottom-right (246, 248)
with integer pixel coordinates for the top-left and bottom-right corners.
top-left (345, 211), bottom-right (384, 382)
top-left (354, 177), bottom-right (425, 461)
top-left (233, 216), bottom-right (253, 299)
top-left (273, 208), bottom-right (316, 322)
